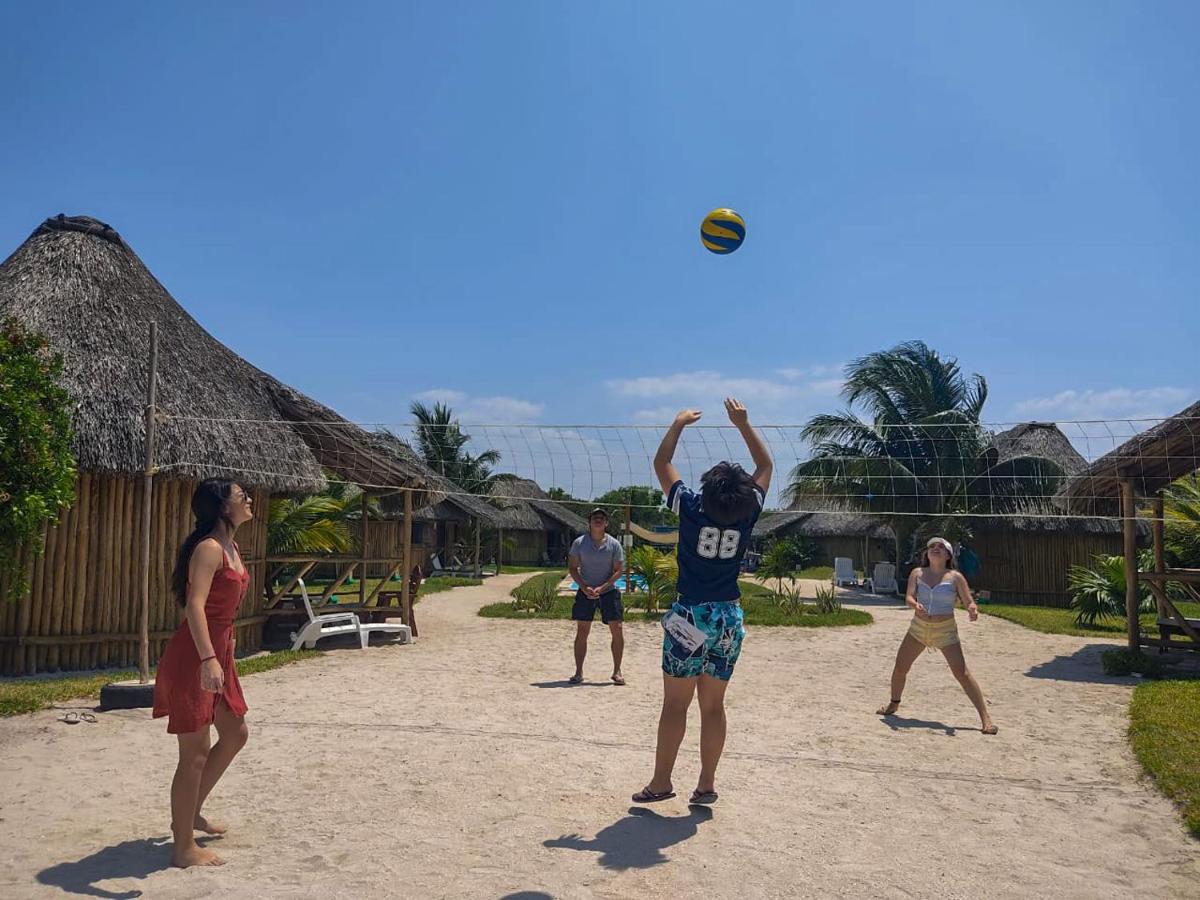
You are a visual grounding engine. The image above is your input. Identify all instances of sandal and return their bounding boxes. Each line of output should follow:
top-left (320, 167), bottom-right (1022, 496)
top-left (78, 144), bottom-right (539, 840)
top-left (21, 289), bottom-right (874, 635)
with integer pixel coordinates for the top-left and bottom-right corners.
top-left (59, 712), bottom-right (80, 725)
top-left (689, 790), bottom-right (718, 805)
top-left (611, 674), bottom-right (626, 686)
top-left (632, 785), bottom-right (676, 804)
top-left (568, 674), bottom-right (584, 684)
top-left (80, 712), bottom-right (97, 724)
top-left (877, 699), bottom-right (901, 716)
top-left (981, 723), bottom-right (998, 735)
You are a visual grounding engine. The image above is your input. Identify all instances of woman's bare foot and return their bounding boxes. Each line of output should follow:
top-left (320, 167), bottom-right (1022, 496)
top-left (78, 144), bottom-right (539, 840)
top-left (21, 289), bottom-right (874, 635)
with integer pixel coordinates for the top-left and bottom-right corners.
top-left (877, 699), bottom-right (901, 716)
top-left (981, 721), bottom-right (998, 735)
top-left (194, 815), bottom-right (227, 836)
top-left (172, 844), bottom-right (225, 868)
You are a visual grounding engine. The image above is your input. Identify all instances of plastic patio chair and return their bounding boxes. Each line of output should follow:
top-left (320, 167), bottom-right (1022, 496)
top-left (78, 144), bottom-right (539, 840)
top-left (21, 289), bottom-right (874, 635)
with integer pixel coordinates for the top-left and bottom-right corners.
top-left (289, 578), bottom-right (411, 650)
top-left (832, 557), bottom-right (857, 588)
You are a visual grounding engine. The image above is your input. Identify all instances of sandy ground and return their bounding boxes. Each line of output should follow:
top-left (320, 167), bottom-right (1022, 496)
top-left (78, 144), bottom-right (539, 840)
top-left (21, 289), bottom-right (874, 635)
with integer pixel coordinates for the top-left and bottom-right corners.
top-left (1, 574), bottom-right (1197, 899)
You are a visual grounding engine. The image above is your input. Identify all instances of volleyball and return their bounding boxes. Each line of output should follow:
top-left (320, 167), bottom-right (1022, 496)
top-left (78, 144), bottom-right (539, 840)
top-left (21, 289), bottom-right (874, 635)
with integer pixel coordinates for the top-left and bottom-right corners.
top-left (700, 208), bottom-right (746, 254)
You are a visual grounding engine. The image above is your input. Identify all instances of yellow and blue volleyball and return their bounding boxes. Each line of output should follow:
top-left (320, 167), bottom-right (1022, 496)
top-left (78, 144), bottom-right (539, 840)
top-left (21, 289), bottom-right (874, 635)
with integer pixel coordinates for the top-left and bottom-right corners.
top-left (700, 208), bottom-right (746, 254)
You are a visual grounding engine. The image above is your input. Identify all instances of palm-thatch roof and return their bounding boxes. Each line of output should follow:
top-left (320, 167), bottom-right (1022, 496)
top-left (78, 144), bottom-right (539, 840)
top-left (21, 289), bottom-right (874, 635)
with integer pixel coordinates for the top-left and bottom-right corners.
top-left (989, 422), bottom-right (1087, 475)
top-left (0, 214), bottom-right (436, 496)
top-left (1060, 399), bottom-right (1200, 514)
top-left (754, 510), bottom-right (894, 540)
top-left (489, 477), bottom-right (589, 534)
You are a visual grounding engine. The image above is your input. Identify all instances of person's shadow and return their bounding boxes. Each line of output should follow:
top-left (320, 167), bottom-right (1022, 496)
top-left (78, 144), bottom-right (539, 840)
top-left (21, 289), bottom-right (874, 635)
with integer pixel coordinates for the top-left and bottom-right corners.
top-left (36, 835), bottom-right (194, 898)
top-left (880, 714), bottom-right (958, 735)
top-left (544, 806), bottom-right (713, 870)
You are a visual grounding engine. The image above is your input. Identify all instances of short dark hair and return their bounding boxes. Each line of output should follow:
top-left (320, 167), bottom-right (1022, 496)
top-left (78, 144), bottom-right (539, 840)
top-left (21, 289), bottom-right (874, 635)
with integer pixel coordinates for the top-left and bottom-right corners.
top-left (699, 462), bottom-right (759, 525)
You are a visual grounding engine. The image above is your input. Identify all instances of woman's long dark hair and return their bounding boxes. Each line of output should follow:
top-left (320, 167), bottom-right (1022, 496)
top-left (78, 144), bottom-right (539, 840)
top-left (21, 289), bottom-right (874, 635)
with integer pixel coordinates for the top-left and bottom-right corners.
top-left (171, 479), bottom-right (238, 606)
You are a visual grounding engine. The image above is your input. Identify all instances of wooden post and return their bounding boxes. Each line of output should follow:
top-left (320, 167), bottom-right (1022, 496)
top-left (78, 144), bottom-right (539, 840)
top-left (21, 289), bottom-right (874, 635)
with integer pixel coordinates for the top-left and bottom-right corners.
top-left (624, 500), bottom-right (632, 591)
top-left (1153, 495), bottom-right (1166, 617)
top-left (1120, 478), bottom-right (1140, 651)
top-left (497, 527), bottom-right (504, 574)
top-left (360, 493), bottom-right (368, 607)
top-left (138, 322), bottom-right (159, 683)
top-left (400, 490), bottom-right (413, 630)
top-left (474, 518), bottom-right (481, 578)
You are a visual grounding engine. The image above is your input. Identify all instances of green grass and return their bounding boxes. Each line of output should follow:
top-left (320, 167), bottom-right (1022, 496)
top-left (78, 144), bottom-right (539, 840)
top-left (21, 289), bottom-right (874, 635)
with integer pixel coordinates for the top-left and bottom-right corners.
top-left (0, 648), bottom-right (320, 718)
top-left (979, 601), bottom-right (1200, 638)
top-left (1128, 679), bottom-right (1200, 837)
top-left (479, 579), bottom-right (872, 628)
top-left (301, 575), bottom-right (481, 605)
top-left (500, 565), bottom-right (555, 574)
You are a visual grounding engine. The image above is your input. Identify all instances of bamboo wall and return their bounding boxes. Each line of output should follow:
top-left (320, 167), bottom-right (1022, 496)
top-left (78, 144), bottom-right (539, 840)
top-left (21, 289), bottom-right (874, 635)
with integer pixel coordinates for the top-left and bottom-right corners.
top-left (0, 474), bottom-right (269, 676)
top-left (969, 529), bottom-right (1125, 607)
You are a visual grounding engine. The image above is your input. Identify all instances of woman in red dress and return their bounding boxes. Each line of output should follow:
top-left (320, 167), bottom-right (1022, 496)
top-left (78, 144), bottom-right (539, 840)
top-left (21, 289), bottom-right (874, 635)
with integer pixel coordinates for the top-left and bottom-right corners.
top-left (153, 479), bottom-right (254, 868)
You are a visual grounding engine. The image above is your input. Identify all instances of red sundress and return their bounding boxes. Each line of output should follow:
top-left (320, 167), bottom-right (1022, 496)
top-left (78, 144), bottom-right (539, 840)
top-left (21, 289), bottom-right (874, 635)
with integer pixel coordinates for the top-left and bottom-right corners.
top-left (152, 543), bottom-right (250, 734)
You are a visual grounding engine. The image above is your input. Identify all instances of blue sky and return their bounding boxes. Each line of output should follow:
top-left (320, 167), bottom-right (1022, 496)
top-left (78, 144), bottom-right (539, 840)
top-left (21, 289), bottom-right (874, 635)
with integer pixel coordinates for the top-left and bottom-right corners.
top-left (2, 2), bottom-right (1197, 475)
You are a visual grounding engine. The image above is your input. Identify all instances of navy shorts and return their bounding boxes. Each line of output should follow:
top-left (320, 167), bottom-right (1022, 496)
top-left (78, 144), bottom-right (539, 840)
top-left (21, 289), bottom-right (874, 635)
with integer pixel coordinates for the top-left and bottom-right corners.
top-left (572, 589), bottom-right (623, 624)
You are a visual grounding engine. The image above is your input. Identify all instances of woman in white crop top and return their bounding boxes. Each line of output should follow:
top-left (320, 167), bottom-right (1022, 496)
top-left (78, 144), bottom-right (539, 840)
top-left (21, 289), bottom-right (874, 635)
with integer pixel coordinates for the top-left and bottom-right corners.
top-left (876, 537), bottom-right (997, 735)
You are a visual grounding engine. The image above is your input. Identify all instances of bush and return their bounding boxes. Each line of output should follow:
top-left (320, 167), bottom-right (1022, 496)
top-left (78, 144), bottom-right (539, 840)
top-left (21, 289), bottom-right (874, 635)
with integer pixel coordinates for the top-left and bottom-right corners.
top-left (0, 318), bottom-right (77, 601)
top-left (814, 584), bottom-right (842, 614)
top-left (511, 572), bottom-right (561, 613)
top-left (1101, 648), bottom-right (1166, 679)
top-left (1068, 554), bottom-right (1159, 626)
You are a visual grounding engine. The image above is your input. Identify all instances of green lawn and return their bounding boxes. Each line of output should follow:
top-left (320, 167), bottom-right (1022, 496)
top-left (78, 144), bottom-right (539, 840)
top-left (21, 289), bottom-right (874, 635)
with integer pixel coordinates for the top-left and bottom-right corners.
top-left (979, 601), bottom-right (1200, 638)
top-left (1129, 679), bottom-right (1200, 838)
top-left (300, 575), bottom-right (481, 605)
top-left (500, 565), bottom-right (555, 574)
top-left (0, 649), bottom-right (320, 718)
top-left (479, 579), bottom-right (872, 628)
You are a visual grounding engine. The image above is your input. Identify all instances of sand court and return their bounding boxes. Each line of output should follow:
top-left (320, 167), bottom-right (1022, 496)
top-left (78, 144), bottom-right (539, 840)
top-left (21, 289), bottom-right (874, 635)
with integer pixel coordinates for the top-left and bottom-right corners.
top-left (1, 573), bottom-right (1197, 899)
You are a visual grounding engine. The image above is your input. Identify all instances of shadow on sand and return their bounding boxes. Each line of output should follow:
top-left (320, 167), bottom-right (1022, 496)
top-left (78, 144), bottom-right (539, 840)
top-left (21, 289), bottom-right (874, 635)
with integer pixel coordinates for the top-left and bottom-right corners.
top-left (543, 806), bottom-right (713, 870)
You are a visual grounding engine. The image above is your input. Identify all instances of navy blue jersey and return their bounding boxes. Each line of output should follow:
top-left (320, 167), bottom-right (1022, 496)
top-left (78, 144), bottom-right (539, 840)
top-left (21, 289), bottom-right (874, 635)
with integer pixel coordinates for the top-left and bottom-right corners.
top-left (668, 479), bottom-right (766, 606)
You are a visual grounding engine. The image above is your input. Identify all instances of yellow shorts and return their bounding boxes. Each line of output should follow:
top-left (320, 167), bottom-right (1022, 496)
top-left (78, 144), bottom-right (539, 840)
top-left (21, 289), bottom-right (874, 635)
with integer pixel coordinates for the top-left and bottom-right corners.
top-left (908, 616), bottom-right (960, 650)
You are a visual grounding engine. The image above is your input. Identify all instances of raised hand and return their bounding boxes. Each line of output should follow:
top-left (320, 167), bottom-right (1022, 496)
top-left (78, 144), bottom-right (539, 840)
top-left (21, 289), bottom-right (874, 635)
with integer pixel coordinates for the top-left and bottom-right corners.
top-left (674, 410), bottom-right (702, 427)
top-left (724, 397), bottom-right (749, 427)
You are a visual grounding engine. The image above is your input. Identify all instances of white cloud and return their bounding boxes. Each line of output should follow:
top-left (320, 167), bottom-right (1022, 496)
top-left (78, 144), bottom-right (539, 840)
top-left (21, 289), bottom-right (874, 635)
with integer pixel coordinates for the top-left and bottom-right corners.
top-left (607, 370), bottom-right (795, 402)
top-left (776, 364), bottom-right (841, 381)
top-left (631, 406), bottom-right (681, 424)
top-left (414, 388), bottom-right (467, 405)
top-left (412, 389), bottom-right (543, 424)
top-left (1011, 386), bottom-right (1192, 422)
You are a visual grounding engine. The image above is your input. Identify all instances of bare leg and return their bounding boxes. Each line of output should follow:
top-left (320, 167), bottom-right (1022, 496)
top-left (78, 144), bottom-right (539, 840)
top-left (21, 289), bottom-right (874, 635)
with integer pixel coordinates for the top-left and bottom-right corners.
top-left (940, 642), bottom-right (997, 733)
top-left (608, 621), bottom-right (624, 680)
top-left (170, 730), bottom-right (224, 867)
top-left (194, 701), bottom-right (249, 834)
top-left (695, 675), bottom-right (729, 794)
top-left (878, 632), bottom-right (925, 714)
top-left (572, 621), bottom-right (591, 680)
top-left (646, 674), bottom-right (697, 794)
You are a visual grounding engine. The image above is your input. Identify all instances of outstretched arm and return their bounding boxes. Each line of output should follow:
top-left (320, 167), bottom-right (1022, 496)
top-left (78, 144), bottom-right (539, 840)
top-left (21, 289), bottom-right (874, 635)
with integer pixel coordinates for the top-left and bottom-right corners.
top-left (654, 410), bottom-right (702, 495)
top-left (724, 398), bottom-right (772, 493)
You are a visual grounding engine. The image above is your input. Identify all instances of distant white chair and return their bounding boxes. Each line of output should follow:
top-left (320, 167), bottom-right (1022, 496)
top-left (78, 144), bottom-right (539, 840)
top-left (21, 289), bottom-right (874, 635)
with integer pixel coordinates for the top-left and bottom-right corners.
top-left (833, 557), bottom-right (857, 588)
top-left (868, 562), bottom-right (898, 596)
top-left (289, 578), bottom-right (411, 651)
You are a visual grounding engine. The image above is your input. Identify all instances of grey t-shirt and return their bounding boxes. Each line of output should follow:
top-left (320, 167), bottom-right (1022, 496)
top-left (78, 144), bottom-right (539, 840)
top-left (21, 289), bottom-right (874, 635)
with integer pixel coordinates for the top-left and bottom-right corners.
top-left (569, 533), bottom-right (624, 589)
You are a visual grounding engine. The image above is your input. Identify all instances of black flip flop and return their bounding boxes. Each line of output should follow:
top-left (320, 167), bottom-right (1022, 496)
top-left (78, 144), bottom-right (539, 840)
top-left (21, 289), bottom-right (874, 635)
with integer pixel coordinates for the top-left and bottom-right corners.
top-left (611, 674), bottom-right (626, 686)
top-left (59, 712), bottom-right (80, 725)
top-left (568, 674), bottom-right (584, 684)
top-left (632, 786), bottom-right (676, 803)
top-left (689, 790), bottom-right (718, 805)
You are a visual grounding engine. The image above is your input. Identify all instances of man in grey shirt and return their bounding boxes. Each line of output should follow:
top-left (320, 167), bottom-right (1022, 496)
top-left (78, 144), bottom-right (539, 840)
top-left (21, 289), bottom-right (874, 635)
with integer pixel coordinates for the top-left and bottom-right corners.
top-left (567, 508), bottom-right (625, 685)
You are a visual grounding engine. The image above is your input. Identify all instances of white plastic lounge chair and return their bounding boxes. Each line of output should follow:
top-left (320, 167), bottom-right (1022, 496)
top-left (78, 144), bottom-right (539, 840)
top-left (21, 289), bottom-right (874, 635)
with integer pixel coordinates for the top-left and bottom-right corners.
top-left (869, 562), bottom-right (898, 595)
top-left (833, 557), bottom-right (857, 588)
top-left (289, 579), bottom-right (411, 650)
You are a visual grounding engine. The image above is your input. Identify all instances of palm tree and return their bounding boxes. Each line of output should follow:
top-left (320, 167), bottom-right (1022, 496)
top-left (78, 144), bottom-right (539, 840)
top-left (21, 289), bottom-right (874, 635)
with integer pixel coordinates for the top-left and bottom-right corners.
top-left (267, 477), bottom-right (378, 556)
top-left (409, 401), bottom-right (507, 496)
top-left (787, 341), bottom-right (1065, 553)
top-left (1163, 474), bottom-right (1200, 567)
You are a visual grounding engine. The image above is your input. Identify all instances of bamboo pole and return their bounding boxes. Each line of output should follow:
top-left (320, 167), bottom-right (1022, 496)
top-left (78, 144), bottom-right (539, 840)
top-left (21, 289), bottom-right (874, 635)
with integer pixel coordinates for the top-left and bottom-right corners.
top-left (69, 473), bottom-right (92, 669)
top-left (401, 490), bottom-right (413, 630)
top-left (139, 321), bottom-right (159, 683)
top-left (1153, 496), bottom-right (1166, 619)
top-left (624, 500), bottom-right (632, 593)
top-left (1120, 478), bottom-right (1140, 651)
top-left (474, 518), bottom-right (481, 578)
top-left (360, 493), bottom-right (369, 606)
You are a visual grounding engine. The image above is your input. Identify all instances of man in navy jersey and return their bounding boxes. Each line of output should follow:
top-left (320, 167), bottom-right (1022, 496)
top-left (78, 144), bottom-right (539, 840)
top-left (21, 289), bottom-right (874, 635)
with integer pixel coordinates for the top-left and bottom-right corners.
top-left (633, 398), bottom-right (772, 806)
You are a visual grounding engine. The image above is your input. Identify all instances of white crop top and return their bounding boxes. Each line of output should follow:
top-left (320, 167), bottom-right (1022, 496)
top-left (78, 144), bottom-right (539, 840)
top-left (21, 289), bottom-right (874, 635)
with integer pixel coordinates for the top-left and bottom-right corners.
top-left (916, 577), bottom-right (958, 616)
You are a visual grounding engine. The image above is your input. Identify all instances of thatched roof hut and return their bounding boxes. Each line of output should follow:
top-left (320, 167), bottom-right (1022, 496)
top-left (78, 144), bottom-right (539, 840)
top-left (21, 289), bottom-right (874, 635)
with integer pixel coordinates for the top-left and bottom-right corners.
top-left (990, 421), bottom-right (1087, 475)
top-left (488, 478), bottom-right (588, 565)
top-left (0, 214), bottom-right (442, 674)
